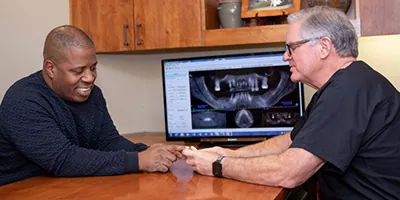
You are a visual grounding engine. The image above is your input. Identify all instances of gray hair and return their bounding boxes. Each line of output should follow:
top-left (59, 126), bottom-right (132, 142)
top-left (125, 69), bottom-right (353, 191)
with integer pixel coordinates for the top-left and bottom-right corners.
top-left (43, 25), bottom-right (95, 64)
top-left (287, 6), bottom-right (358, 58)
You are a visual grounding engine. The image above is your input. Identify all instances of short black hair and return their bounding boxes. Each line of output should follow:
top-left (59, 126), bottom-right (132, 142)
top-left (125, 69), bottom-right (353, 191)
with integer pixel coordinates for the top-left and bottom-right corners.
top-left (43, 25), bottom-right (95, 64)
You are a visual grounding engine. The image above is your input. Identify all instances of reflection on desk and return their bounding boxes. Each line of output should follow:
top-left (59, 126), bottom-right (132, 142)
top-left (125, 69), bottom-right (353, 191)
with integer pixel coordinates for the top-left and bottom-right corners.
top-left (0, 132), bottom-right (288, 200)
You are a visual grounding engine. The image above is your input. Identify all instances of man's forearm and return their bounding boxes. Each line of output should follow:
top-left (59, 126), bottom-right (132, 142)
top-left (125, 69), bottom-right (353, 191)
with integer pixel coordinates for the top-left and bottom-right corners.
top-left (221, 147), bottom-right (324, 188)
top-left (182, 136), bottom-right (323, 188)
top-left (221, 155), bottom-right (288, 187)
top-left (100, 135), bottom-right (148, 152)
top-left (234, 132), bottom-right (292, 158)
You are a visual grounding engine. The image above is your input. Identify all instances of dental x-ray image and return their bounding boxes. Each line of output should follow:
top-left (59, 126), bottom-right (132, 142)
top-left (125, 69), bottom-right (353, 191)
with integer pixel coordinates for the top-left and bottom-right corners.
top-left (189, 66), bottom-right (296, 110)
top-left (263, 109), bottom-right (300, 127)
top-left (190, 66), bottom-right (300, 129)
top-left (191, 111), bottom-right (227, 129)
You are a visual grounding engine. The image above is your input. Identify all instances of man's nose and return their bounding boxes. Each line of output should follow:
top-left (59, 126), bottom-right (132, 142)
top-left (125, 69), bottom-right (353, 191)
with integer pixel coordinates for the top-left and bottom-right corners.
top-left (282, 51), bottom-right (291, 61)
top-left (82, 70), bottom-right (96, 83)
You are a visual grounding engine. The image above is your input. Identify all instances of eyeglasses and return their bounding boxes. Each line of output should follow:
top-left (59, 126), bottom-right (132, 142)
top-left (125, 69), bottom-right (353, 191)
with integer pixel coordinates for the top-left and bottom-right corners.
top-left (285, 37), bottom-right (322, 57)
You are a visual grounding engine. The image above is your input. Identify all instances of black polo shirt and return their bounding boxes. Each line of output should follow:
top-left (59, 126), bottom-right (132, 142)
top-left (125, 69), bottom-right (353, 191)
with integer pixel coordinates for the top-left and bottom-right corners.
top-left (290, 61), bottom-right (400, 199)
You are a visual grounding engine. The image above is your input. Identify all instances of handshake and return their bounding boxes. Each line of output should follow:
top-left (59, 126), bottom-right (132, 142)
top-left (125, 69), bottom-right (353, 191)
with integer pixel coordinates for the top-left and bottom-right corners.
top-left (137, 144), bottom-right (196, 173)
top-left (138, 143), bottom-right (236, 174)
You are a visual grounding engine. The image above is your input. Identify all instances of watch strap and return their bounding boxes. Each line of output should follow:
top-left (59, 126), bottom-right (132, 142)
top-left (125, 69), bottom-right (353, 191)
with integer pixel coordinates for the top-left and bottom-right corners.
top-left (213, 156), bottom-right (225, 177)
top-left (217, 155), bottom-right (225, 162)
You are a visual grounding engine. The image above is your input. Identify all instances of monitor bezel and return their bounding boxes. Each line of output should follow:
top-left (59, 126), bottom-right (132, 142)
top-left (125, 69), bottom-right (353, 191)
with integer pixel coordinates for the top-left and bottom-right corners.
top-left (161, 51), bottom-right (305, 142)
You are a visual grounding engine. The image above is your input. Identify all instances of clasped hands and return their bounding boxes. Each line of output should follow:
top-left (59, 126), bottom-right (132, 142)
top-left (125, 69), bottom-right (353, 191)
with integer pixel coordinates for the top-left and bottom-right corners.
top-left (138, 143), bottom-right (236, 176)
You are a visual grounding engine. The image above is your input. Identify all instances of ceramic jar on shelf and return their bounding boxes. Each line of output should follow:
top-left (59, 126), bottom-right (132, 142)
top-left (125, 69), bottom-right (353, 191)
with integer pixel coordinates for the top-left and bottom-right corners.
top-left (217, 0), bottom-right (244, 28)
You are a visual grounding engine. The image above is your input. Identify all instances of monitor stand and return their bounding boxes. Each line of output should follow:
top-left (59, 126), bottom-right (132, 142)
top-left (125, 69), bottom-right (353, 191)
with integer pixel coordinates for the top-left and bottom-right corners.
top-left (195, 137), bottom-right (267, 149)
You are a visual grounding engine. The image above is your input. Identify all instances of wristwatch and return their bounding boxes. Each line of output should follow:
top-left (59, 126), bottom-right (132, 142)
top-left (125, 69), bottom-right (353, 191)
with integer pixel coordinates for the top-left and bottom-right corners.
top-left (212, 156), bottom-right (225, 177)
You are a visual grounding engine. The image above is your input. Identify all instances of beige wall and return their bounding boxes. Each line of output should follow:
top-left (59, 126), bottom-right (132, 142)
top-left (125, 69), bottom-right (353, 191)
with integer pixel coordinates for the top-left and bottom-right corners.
top-left (1, 1), bottom-right (398, 134)
top-left (358, 35), bottom-right (400, 90)
top-left (0, 0), bottom-right (69, 98)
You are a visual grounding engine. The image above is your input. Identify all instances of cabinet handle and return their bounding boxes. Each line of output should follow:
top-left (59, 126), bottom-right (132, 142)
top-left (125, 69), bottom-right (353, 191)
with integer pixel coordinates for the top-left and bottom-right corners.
top-left (123, 24), bottom-right (129, 46)
top-left (136, 24), bottom-right (143, 45)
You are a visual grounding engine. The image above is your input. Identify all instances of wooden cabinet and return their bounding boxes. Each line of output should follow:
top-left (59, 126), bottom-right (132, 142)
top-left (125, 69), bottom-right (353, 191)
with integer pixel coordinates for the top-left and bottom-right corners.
top-left (69, 0), bottom-right (202, 52)
top-left (359, 0), bottom-right (400, 36)
top-left (200, 0), bottom-right (364, 47)
top-left (133, 0), bottom-right (202, 50)
top-left (69, 0), bottom-right (400, 53)
top-left (202, 0), bottom-right (400, 47)
top-left (202, 25), bottom-right (287, 47)
top-left (70, 0), bottom-right (135, 52)
top-left (201, 0), bottom-right (288, 47)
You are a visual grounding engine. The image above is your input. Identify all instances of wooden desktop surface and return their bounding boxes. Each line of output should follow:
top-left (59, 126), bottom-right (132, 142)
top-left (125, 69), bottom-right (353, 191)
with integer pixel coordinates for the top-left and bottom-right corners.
top-left (0, 132), bottom-right (288, 200)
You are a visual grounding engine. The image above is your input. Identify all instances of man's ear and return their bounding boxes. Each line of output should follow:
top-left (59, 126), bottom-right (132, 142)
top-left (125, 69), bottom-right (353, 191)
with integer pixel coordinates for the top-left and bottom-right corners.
top-left (319, 37), bottom-right (333, 59)
top-left (43, 59), bottom-right (56, 78)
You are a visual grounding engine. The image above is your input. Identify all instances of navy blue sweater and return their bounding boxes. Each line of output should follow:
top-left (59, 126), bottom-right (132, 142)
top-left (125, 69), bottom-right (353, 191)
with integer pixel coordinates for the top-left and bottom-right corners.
top-left (0, 71), bottom-right (148, 186)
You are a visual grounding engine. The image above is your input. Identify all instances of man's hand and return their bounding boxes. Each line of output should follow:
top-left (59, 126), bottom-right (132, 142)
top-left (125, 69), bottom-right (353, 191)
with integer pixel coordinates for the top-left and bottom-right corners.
top-left (182, 148), bottom-right (220, 176)
top-left (138, 144), bottom-right (185, 173)
top-left (199, 146), bottom-right (237, 157)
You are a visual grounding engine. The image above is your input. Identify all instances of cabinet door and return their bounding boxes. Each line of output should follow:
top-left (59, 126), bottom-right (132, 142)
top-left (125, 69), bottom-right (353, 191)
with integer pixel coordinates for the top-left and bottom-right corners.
top-left (133, 0), bottom-right (202, 50)
top-left (360, 0), bottom-right (400, 36)
top-left (69, 0), bottom-right (135, 52)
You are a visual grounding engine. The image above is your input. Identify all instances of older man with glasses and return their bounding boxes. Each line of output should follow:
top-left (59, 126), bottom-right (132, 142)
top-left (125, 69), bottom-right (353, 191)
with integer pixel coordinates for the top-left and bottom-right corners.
top-left (183, 6), bottom-right (400, 200)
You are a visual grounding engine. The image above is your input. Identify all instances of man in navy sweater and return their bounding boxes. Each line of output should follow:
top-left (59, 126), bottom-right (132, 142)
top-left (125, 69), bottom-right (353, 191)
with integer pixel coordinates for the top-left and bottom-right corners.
top-left (0, 25), bottom-right (184, 186)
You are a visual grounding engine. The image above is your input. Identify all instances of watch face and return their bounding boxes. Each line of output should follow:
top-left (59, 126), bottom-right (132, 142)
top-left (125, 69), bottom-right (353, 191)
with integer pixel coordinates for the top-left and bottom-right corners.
top-left (213, 161), bottom-right (223, 177)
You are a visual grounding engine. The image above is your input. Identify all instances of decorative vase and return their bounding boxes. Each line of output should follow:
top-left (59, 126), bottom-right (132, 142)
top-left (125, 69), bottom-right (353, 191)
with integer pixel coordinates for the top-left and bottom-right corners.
top-left (308, 0), bottom-right (352, 13)
top-left (218, 0), bottom-right (244, 28)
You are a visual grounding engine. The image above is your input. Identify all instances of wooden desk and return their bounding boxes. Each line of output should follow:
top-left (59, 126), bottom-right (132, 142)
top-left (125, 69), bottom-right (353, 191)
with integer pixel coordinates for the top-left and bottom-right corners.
top-left (0, 132), bottom-right (288, 200)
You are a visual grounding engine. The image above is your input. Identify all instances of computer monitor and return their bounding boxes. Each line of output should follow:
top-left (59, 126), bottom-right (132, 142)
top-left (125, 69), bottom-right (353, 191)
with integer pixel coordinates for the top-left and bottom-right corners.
top-left (162, 51), bottom-right (304, 146)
